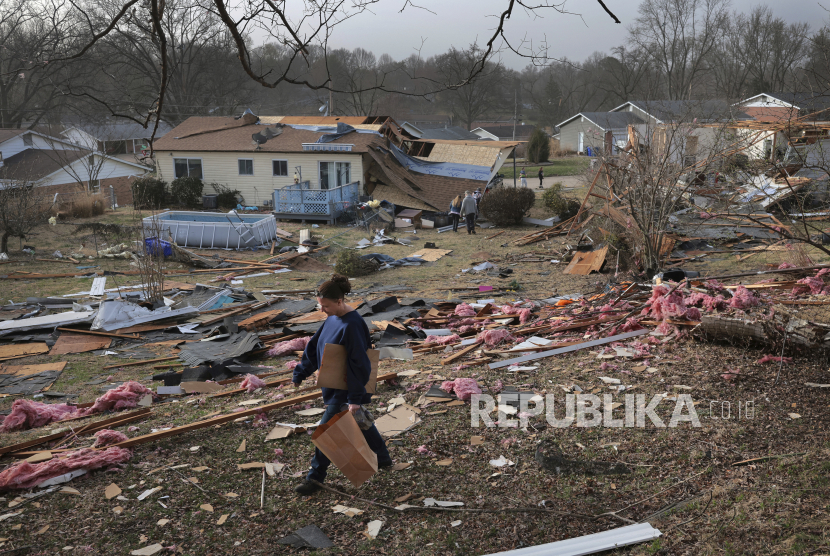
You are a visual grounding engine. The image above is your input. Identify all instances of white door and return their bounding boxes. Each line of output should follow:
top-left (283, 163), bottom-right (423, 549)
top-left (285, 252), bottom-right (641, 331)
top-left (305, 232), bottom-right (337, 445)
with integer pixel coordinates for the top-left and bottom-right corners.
top-left (578, 132), bottom-right (584, 153)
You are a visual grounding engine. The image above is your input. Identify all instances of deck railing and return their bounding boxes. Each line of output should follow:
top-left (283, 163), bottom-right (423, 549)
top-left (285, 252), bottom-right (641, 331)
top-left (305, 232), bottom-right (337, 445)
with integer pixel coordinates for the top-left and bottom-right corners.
top-left (272, 181), bottom-right (360, 217)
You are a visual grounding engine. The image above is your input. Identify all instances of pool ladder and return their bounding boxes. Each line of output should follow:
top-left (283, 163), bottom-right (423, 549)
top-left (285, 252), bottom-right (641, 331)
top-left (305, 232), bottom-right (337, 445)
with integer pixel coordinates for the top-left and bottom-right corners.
top-left (226, 212), bottom-right (257, 247)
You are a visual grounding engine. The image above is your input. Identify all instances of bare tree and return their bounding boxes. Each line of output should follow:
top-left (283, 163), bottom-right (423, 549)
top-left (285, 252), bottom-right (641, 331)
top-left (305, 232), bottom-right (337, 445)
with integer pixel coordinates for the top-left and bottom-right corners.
top-left (628, 0), bottom-right (730, 100)
top-left (0, 181), bottom-right (53, 253)
top-left (434, 44), bottom-right (508, 130)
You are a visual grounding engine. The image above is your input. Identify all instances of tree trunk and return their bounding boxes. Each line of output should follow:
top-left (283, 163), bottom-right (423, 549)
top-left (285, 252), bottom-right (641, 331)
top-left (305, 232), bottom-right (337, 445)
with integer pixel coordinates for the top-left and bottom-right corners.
top-left (1, 232), bottom-right (9, 254)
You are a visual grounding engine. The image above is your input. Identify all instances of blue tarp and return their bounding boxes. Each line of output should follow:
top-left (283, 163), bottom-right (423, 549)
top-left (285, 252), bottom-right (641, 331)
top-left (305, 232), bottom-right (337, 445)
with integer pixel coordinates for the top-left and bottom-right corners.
top-left (383, 144), bottom-right (492, 181)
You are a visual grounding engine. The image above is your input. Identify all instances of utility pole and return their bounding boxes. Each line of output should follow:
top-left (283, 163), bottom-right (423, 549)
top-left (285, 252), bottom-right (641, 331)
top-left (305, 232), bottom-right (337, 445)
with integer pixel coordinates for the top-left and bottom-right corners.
top-left (329, 82), bottom-right (333, 117)
top-left (513, 90), bottom-right (517, 188)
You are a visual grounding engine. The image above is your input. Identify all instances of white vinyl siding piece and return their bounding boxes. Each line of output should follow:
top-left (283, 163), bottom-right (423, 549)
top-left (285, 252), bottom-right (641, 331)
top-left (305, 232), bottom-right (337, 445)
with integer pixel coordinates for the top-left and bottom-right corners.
top-left (480, 523), bottom-right (662, 556)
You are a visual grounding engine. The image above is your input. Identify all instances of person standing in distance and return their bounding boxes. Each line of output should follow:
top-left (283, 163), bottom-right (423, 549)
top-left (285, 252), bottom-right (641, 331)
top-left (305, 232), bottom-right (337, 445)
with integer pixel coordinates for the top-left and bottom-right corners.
top-left (292, 274), bottom-right (393, 495)
top-left (520, 166), bottom-right (528, 188)
top-left (461, 190), bottom-right (478, 235)
top-left (538, 167), bottom-right (544, 189)
top-left (449, 195), bottom-right (462, 233)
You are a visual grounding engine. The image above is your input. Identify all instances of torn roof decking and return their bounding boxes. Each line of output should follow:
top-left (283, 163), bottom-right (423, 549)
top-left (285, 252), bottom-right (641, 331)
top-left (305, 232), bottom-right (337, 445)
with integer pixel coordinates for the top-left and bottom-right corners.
top-left (366, 143), bottom-right (490, 211)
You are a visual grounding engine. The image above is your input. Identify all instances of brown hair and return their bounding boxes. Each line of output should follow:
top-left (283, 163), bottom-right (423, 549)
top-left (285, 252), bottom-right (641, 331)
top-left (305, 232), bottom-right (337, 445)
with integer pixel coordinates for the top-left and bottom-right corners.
top-left (317, 273), bottom-right (351, 300)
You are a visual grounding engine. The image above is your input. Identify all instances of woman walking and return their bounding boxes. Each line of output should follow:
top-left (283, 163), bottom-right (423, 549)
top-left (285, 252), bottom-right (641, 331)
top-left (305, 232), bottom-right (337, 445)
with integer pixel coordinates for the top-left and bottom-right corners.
top-left (449, 195), bottom-right (463, 233)
top-left (292, 274), bottom-right (393, 495)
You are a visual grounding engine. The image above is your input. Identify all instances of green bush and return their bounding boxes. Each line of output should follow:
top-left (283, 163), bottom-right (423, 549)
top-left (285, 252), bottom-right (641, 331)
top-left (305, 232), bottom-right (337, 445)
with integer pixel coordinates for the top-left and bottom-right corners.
top-left (131, 176), bottom-right (167, 209)
top-left (479, 186), bottom-right (536, 226)
top-left (541, 183), bottom-right (580, 220)
top-left (526, 128), bottom-right (550, 163)
top-left (210, 183), bottom-right (242, 208)
top-left (334, 250), bottom-right (378, 277)
top-left (170, 176), bottom-right (203, 208)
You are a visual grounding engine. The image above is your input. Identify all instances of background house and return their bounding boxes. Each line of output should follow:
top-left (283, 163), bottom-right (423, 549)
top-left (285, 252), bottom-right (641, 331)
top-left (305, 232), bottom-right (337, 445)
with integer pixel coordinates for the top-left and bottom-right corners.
top-left (557, 112), bottom-right (645, 154)
top-left (0, 129), bottom-right (150, 205)
top-left (471, 124), bottom-right (535, 141)
top-left (61, 121), bottom-right (173, 162)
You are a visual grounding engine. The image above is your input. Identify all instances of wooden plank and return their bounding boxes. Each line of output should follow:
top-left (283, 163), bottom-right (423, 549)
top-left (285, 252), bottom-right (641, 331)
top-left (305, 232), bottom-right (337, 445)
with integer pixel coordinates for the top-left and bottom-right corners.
top-left (56, 328), bottom-right (139, 340)
top-left (238, 309), bottom-right (284, 330)
top-left (441, 341), bottom-right (482, 365)
top-left (485, 230), bottom-right (506, 240)
top-left (103, 356), bottom-right (179, 370)
top-left (0, 343), bottom-right (49, 361)
top-left (408, 248), bottom-right (452, 262)
top-left (562, 246), bottom-right (609, 275)
top-left (109, 373), bottom-right (398, 449)
top-left (489, 329), bottom-right (649, 369)
top-left (0, 408), bottom-right (151, 456)
top-left (50, 334), bottom-right (111, 355)
top-left (0, 362), bottom-right (67, 377)
top-left (90, 276), bottom-right (107, 296)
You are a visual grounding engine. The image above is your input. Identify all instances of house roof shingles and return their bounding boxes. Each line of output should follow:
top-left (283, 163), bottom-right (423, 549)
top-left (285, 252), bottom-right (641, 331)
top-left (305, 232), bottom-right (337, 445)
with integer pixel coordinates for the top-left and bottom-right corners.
top-left (0, 148), bottom-right (88, 181)
top-left (579, 112), bottom-right (645, 130)
top-left (623, 100), bottom-right (753, 123)
top-left (0, 129), bottom-right (27, 145)
top-left (153, 116), bottom-right (381, 153)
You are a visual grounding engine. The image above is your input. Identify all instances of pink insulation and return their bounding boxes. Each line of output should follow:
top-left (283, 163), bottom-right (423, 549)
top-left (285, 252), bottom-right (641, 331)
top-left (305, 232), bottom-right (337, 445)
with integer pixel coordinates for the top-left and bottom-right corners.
top-left (756, 355), bottom-right (793, 364)
top-left (454, 303), bottom-right (477, 317)
top-left (241, 374), bottom-right (267, 393)
top-left (92, 429), bottom-right (129, 448)
top-left (285, 360), bottom-right (300, 370)
top-left (452, 318), bottom-right (477, 327)
top-left (685, 292), bottom-right (727, 312)
top-left (685, 307), bottom-right (701, 321)
top-left (817, 268), bottom-right (830, 278)
top-left (499, 305), bottom-right (519, 315)
top-left (0, 447), bottom-right (132, 490)
top-left (0, 400), bottom-right (78, 433)
top-left (267, 336), bottom-right (312, 357)
top-left (457, 325), bottom-right (475, 334)
top-left (76, 381), bottom-right (153, 417)
top-left (705, 280), bottom-right (725, 291)
top-left (642, 285), bottom-right (699, 321)
top-left (794, 276), bottom-right (825, 296)
top-left (728, 286), bottom-right (760, 309)
top-left (518, 308), bottom-right (533, 324)
top-left (778, 262), bottom-right (796, 270)
top-left (439, 378), bottom-right (481, 401)
top-left (424, 334), bottom-right (461, 345)
top-left (477, 329), bottom-right (515, 346)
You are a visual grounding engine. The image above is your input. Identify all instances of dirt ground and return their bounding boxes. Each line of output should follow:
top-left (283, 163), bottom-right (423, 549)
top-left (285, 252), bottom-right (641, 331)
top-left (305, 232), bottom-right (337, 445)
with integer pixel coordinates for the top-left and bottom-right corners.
top-left (0, 202), bottom-right (829, 556)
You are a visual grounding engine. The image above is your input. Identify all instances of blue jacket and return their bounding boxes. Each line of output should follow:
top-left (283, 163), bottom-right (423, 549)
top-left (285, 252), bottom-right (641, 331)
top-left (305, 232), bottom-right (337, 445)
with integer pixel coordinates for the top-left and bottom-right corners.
top-left (292, 311), bottom-right (373, 406)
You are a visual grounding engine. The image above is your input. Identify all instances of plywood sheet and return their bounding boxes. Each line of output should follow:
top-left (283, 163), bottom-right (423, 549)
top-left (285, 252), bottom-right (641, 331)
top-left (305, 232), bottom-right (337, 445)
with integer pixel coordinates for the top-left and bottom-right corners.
top-left (0, 343), bottom-right (49, 361)
top-left (238, 309), bottom-right (284, 330)
top-left (50, 333), bottom-right (111, 355)
top-left (563, 246), bottom-right (608, 275)
top-left (408, 248), bottom-right (452, 262)
top-left (0, 362), bottom-right (67, 377)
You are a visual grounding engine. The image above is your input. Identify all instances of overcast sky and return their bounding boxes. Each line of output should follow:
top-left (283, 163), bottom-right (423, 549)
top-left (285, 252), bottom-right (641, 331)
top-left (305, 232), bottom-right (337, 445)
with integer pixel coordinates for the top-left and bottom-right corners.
top-left (288, 0), bottom-right (830, 68)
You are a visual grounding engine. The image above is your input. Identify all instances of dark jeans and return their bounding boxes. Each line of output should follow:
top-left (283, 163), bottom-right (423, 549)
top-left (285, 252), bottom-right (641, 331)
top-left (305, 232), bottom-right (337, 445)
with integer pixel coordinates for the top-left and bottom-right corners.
top-left (450, 213), bottom-right (460, 232)
top-left (307, 403), bottom-right (391, 483)
top-left (465, 213), bottom-right (476, 233)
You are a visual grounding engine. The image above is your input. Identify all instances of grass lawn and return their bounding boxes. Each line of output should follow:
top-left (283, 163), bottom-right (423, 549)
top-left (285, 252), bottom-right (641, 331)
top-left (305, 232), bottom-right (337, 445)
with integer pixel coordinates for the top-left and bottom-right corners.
top-left (502, 157), bottom-right (591, 178)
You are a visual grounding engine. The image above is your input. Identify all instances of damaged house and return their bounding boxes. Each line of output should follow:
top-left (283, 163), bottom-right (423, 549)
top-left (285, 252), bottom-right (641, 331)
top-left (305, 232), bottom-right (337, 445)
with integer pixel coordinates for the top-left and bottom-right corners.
top-left (154, 112), bottom-right (516, 219)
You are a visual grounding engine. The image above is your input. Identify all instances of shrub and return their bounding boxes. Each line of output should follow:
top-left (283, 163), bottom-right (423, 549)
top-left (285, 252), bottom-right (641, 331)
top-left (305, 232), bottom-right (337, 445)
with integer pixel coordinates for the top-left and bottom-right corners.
top-left (170, 176), bottom-right (203, 208)
top-left (479, 186), bottom-right (536, 226)
top-left (334, 250), bottom-right (378, 277)
top-left (131, 176), bottom-right (167, 209)
top-left (526, 128), bottom-right (550, 163)
top-left (210, 183), bottom-right (242, 208)
top-left (542, 183), bottom-right (580, 220)
top-left (69, 195), bottom-right (106, 218)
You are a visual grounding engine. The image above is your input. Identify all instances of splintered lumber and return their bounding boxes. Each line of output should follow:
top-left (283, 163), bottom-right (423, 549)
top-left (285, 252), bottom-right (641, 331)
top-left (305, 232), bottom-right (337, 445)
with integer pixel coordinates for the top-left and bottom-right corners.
top-left (56, 327), bottom-right (139, 340)
top-left (0, 408), bottom-right (152, 456)
top-left (485, 230), bottom-right (505, 240)
top-left (109, 372), bottom-right (398, 449)
top-left (489, 329), bottom-right (649, 369)
top-left (103, 356), bottom-right (179, 370)
top-left (441, 341), bottom-right (482, 365)
top-left (563, 246), bottom-right (609, 275)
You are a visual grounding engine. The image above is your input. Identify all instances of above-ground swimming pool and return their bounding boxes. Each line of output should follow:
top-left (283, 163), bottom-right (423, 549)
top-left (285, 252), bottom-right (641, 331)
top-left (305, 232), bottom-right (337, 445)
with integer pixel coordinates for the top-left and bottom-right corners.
top-left (143, 211), bottom-right (280, 249)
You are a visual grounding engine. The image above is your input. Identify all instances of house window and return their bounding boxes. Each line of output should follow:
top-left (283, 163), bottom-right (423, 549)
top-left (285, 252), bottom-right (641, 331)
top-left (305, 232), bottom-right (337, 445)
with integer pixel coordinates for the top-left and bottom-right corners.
top-left (173, 158), bottom-right (203, 179)
top-left (23, 134), bottom-right (32, 147)
top-left (319, 162), bottom-right (351, 189)
top-left (272, 160), bottom-right (288, 176)
top-left (89, 179), bottom-right (101, 193)
top-left (238, 159), bottom-right (254, 176)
